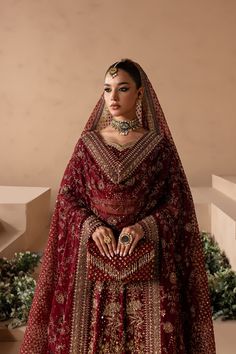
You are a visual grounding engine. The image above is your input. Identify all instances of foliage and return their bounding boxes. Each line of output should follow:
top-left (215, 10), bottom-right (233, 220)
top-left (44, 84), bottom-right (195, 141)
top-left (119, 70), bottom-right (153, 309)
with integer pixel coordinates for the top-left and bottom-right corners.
top-left (201, 231), bottom-right (231, 274)
top-left (0, 251), bottom-right (41, 328)
top-left (201, 231), bottom-right (236, 320)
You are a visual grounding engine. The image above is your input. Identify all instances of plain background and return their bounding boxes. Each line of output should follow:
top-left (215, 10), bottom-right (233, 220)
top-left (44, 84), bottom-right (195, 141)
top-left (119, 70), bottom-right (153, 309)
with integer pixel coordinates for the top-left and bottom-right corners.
top-left (0, 0), bottom-right (235, 208)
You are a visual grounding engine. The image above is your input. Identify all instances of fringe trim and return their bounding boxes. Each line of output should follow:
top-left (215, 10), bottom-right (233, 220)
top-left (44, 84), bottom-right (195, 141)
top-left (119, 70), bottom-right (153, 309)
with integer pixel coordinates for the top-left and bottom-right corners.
top-left (88, 250), bottom-right (155, 281)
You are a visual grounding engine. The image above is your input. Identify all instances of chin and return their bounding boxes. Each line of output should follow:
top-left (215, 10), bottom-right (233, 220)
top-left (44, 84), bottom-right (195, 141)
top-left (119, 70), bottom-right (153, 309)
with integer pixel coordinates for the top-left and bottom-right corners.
top-left (111, 111), bottom-right (123, 117)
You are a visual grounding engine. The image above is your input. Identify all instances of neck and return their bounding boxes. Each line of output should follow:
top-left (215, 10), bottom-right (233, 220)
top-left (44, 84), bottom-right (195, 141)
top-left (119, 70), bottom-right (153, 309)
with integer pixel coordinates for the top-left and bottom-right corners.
top-left (112, 115), bottom-right (137, 122)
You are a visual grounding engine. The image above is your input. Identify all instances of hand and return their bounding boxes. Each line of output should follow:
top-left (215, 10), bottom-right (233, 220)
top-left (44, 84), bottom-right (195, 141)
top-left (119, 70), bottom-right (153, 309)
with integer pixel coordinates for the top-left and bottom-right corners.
top-left (92, 226), bottom-right (116, 258)
top-left (117, 223), bottom-right (144, 257)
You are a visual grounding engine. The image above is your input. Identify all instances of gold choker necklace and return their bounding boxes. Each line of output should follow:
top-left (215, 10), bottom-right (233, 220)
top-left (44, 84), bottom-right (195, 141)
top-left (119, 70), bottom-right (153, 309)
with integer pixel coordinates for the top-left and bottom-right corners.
top-left (111, 118), bottom-right (140, 136)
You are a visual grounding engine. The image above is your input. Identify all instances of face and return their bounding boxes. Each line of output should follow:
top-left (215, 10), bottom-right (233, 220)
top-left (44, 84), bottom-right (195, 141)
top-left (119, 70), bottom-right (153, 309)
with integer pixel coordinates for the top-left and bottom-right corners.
top-left (104, 69), bottom-right (143, 120)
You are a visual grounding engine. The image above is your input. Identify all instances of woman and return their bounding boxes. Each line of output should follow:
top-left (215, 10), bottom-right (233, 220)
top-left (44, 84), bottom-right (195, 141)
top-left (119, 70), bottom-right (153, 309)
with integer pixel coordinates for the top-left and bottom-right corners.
top-left (20, 59), bottom-right (216, 353)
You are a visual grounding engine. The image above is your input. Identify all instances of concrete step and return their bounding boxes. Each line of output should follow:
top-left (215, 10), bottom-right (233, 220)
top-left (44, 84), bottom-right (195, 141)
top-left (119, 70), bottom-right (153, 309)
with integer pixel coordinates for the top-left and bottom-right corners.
top-left (0, 324), bottom-right (25, 342)
top-left (191, 184), bottom-right (236, 270)
top-left (212, 175), bottom-right (236, 201)
top-left (0, 186), bottom-right (51, 258)
top-left (0, 220), bottom-right (25, 258)
top-left (0, 341), bottom-right (21, 354)
top-left (191, 186), bottom-right (236, 221)
top-left (214, 320), bottom-right (236, 354)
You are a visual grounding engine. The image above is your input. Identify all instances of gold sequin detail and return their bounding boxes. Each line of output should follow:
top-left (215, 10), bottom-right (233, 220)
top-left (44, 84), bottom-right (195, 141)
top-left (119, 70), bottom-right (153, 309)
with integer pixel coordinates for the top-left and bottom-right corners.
top-left (163, 321), bottom-right (174, 334)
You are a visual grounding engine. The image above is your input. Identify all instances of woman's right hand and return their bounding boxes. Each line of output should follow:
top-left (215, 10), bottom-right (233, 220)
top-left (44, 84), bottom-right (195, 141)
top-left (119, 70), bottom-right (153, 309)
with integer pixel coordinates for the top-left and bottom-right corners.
top-left (92, 226), bottom-right (116, 258)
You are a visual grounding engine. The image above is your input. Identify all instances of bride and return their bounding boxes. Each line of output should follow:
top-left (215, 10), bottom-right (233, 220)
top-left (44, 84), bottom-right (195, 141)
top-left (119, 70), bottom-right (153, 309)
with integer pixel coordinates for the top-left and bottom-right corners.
top-left (20, 59), bottom-right (216, 354)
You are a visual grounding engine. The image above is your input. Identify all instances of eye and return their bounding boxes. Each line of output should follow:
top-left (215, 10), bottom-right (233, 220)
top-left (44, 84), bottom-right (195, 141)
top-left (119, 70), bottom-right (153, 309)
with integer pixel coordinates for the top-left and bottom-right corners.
top-left (119, 87), bottom-right (129, 92)
top-left (104, 87), bottom-right (111, 93)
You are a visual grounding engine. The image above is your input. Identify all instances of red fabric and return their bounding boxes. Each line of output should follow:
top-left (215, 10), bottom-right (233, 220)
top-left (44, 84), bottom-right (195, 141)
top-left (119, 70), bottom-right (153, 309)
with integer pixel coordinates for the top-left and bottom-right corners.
top-left (20, 59), bottom-right (216, 354)
top-left (87, 238), bottom-right (156, 282)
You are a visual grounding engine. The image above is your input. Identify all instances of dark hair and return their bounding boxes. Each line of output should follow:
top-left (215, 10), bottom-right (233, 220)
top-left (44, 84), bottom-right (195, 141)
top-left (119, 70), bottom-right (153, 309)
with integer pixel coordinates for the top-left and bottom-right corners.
top-left (106, 59), bottom-right (142, 89)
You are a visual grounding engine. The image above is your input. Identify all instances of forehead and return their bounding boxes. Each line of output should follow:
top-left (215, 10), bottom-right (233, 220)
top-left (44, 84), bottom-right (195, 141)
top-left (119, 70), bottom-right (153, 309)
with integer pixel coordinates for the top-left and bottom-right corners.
top-left (104, 69), bottom-right (136, 86)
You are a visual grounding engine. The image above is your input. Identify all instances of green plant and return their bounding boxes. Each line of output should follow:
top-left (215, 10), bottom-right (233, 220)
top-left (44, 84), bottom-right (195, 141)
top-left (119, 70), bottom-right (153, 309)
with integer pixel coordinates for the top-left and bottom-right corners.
top-left (0, 251), bottom-right (41, 328)
top-left (201, 231), bottom-right (231, 274)
top-left (201, 231), bottom-right (236, 320)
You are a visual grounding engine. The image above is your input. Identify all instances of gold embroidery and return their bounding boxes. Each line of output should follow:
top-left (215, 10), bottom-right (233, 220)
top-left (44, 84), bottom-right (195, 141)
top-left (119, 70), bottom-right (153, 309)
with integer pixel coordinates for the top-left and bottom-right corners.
top-left (163, 321), bottom-right (174, 333)
top-left (82, 131), bottom-right (163, 184)
top-left (102, 137), bottom-right (144, 151)
top-left (69, 219), bottom-right (92, 354)
top-left (55, 292), bottom-right (65, 304)
top-left (89, 282), bottom-right (152, 353)
top-left (170, 272), bottom-right (177, 285)
top-left (139, 215), bottom-right (159, 241)
top-left (87, 249), bottom-right (155, 281)
top-left (91, 196), bottom-right (137, 216)
top-left (185, 222), bottom-right (193, 232)
top-left (71, 246), bottom-right (162, 354)
top-left (144, 282), bottom-right (161, 353)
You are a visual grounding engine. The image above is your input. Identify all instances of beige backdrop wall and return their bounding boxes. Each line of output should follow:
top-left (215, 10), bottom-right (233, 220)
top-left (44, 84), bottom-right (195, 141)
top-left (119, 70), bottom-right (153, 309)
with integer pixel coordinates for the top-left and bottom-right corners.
top-left (0, 0), bottom-right (235, 208)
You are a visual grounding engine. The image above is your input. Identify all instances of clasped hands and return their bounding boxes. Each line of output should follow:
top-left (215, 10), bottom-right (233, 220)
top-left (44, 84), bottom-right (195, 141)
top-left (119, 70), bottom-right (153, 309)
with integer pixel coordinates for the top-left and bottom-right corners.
top-left (91, 224), bottom-right (144, 258)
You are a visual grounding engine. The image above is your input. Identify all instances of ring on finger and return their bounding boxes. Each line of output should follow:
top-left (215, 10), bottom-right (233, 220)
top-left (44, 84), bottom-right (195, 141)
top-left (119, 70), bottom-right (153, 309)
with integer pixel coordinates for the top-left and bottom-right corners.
top-left (119, 233), bottom-right (133, 246)
top-left (103, 234), bottom-right (112, 244)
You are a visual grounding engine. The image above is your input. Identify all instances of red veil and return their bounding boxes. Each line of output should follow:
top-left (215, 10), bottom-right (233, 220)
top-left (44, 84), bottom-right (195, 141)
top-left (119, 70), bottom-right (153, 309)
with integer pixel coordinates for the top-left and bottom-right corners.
top-left (20, 60), bottom-right (216, 353)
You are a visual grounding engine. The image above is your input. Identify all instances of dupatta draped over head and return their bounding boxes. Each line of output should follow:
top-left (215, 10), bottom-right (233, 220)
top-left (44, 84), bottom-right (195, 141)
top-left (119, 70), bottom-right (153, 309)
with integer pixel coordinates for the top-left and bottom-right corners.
top-left (20, 59), bottom-right (216, 354)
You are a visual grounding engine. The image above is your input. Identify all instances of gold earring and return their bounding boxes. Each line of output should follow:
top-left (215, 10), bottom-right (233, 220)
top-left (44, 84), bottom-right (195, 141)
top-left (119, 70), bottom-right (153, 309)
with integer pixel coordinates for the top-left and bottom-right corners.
top-left (99, 104), bottom-right (112, 129)
top-left (136, 97), bottom-right (142, 120)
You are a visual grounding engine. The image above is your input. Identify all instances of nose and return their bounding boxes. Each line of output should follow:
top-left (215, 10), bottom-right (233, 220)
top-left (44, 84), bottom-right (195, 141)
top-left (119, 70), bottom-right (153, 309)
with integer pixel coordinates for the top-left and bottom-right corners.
top-left (111, 89), bottom-right (118, 101)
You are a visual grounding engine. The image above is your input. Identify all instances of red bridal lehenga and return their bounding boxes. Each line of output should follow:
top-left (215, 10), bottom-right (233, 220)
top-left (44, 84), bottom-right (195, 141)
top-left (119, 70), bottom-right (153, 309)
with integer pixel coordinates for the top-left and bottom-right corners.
top-left (20, 61), bottom-right (216, 354)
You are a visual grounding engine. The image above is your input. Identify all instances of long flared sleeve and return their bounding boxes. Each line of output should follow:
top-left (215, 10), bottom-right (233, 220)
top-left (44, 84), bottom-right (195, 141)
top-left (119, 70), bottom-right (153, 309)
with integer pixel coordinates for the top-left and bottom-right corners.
top-left (137, 140), bottom-right (216, 354)
top-left (20, 139), bottom-right (104, 354)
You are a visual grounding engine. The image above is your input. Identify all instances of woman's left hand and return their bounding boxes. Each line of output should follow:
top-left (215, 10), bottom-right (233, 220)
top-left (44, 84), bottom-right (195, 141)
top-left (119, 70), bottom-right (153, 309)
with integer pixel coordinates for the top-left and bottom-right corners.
top-left (117, 223), bottom-right (144, 256)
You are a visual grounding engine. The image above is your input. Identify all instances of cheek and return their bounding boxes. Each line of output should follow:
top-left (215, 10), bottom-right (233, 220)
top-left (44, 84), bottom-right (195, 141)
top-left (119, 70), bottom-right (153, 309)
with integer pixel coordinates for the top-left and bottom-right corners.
top-left (104, 94), bottom-right (109, 105)
top-left (124, 93), bottom-right (137, 106)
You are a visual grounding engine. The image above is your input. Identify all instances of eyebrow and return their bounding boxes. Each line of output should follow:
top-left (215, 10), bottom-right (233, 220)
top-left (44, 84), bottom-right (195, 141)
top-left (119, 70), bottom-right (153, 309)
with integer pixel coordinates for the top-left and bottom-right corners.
top-left (104, 82), bottom-right (130, 86)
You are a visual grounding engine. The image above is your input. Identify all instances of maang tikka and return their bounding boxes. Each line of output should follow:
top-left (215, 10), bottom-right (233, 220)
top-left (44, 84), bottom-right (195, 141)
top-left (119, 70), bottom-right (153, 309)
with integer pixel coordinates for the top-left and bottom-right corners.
top-left (109, 59), bottom-right (125, 78)
top-left (109, 65), bottom-right (118, 78)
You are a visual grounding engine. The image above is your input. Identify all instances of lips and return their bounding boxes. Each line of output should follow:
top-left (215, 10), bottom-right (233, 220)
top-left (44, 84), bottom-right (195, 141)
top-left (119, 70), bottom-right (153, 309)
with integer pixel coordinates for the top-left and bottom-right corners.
top-left (110, 104), bottom-right (120, 109)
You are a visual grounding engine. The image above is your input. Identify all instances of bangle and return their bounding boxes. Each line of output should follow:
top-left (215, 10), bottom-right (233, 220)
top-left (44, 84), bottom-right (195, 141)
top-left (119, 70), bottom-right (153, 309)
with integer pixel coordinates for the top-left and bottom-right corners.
top-left (85, 215), bottom-right (104, 237)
